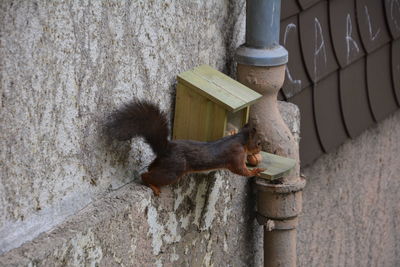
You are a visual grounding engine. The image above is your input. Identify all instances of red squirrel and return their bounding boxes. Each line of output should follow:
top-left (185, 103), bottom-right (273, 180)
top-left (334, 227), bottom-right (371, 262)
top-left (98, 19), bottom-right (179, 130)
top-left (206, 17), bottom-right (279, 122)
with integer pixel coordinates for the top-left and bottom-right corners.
top-left (106, 100), bottom-right (265, 196)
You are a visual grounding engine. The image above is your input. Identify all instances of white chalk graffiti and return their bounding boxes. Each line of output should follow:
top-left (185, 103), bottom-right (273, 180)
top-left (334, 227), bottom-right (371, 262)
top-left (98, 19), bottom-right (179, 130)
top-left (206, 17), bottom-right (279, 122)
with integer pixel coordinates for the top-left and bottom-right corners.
top-left (364, 5), bottom-right (381, 41)
top-left (314, 18), bottom-right (327, 81)
top-left (283, 23), bottom-right (301, 88)
top-left (390, 0), bottom-right (400, 30)
top-left (345, 14), bottom-right (360, 64)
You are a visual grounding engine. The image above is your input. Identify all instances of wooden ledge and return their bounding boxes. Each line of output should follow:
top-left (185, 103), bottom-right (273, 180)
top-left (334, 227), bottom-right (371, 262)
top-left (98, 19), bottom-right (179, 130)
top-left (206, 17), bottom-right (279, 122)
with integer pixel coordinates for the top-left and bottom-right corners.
top-left (247, 151), bottom-right (296, 180)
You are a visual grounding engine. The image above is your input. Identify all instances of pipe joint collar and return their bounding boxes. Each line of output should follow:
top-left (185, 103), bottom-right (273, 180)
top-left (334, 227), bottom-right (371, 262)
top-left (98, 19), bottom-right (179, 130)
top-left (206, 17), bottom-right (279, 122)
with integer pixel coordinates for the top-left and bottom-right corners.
top-left (256, 178), bottom-right (305, 220)
top-left (256, 177), bottom-right (306, 193)
top-left (235, 45), bottom-right (288, 67)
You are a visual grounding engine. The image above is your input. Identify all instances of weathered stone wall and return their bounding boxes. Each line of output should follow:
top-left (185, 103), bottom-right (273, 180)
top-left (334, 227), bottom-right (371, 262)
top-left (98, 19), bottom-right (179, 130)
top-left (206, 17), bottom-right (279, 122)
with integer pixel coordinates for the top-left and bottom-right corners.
top-left (0, 0), bottom-right (247, 253)
top-left (0, 175), bottom-right (264, 266)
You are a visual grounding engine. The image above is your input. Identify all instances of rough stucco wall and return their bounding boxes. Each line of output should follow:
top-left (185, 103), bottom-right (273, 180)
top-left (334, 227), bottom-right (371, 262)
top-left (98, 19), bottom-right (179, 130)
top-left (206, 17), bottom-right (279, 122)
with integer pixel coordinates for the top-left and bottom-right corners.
top-left (0, 175), bottom-right (264, 266)
top-left (0, 0), bottom-right (247, 253)
top-left (0, 100), bottom-right (299, 266)
top-left (298, 110), bottom-right (400, 267)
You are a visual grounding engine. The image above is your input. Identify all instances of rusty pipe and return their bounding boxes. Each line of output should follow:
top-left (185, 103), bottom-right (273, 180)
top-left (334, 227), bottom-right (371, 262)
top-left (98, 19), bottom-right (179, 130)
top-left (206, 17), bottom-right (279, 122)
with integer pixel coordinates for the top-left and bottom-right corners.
top-left (235, 1), bottom-right (305, 266)
top-left (236, 65), bottom-right (305, 267)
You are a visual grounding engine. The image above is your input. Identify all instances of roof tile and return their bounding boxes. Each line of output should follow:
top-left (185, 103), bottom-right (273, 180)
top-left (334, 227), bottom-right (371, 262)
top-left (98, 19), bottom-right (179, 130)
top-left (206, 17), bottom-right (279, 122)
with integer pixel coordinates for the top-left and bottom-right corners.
top-left (340, 58), bottom-right (375, 138)
top-left (384, 0), bottom-right (400, 39)
top-left (356, 0), bottom-right (392, 53)
top-left (280, 15), bottom-right (312, 98)
top-left (298, 0), bottom-right (321, 10)
top-left (280, 0), bottom-right (400, 167)
top-left (366, 44), bottom-right (399, 121)
top-left (329, 0), bottom-right (365, 67)
top-left (289, 87), bottom-right (324, 165)
top-left (314, 72), bottom-right (348, 152)
top-left (299, 1), bottom-right (339, 83)
top-left (281, 0), bottom-right (301, 20)
top-left (391, 39), bottom-right (400, 105)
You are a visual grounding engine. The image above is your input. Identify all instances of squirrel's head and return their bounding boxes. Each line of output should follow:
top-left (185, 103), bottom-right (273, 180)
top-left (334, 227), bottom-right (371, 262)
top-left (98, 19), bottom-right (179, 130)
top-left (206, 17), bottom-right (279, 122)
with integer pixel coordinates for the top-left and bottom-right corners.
top-left (241, 116), bottom-right (264, 155)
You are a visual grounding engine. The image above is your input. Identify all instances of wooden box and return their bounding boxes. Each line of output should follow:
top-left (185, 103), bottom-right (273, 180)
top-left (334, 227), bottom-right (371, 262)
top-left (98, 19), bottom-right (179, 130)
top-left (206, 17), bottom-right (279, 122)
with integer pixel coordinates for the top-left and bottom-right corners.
top-left (173, 65), bottom-right (262, 141)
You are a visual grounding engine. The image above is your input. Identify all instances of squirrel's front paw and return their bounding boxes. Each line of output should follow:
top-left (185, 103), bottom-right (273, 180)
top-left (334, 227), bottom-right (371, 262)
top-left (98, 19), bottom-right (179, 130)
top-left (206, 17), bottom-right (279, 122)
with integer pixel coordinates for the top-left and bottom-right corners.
top-left (251, 168), bottom-right (266, 176)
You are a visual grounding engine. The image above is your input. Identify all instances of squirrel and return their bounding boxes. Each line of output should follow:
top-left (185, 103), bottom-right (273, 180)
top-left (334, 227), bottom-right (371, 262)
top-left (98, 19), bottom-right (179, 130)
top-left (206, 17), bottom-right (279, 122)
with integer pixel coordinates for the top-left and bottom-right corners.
top-left (106, 100), bottom-right (265, 196)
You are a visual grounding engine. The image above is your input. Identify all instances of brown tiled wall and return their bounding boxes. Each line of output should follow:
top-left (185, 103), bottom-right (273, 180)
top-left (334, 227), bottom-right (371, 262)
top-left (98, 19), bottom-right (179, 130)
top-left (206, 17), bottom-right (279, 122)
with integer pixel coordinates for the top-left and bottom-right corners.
top-left (281, 0), bottom-right (400, 166)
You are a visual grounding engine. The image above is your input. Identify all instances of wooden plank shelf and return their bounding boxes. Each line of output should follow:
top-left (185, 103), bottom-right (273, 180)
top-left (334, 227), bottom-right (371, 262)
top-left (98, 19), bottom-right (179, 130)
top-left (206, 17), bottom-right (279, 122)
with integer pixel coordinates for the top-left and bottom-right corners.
top-left (247, 151), bottom-right (296, 180)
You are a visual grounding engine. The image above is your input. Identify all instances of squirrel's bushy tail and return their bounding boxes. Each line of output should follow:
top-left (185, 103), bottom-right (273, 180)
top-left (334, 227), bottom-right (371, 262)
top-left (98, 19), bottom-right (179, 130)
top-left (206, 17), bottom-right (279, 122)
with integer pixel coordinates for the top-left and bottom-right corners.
top-left (106, 100), bottom-right (170, 156)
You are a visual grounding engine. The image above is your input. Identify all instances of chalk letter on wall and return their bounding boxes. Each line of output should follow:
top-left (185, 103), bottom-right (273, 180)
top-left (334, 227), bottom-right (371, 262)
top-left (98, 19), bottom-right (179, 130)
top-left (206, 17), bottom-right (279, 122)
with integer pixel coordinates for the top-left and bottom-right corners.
top-left (390, 0), bottom-right (400, 30)
top-left (345, 14), bottom-right (360, 64)
top-left (283, 23), bottom-right (301, 88)
top-left (364, 5), bottom-right (380, 41)
top-left (314, 18), bottom-right (327, 81)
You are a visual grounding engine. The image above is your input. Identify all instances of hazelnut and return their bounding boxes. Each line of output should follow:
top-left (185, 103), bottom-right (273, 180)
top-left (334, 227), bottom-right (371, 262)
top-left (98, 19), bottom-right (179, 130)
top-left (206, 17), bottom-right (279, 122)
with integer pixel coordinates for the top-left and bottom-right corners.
top-left (247, 153), bottom-right (262, 166)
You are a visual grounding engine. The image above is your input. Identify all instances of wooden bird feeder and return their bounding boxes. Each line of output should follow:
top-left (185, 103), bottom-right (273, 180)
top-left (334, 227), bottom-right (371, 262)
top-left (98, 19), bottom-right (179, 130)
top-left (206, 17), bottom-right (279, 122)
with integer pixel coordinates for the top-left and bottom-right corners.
top-left (173, 65), bottom-right (296, 180)
top-left (173, 65), bottom-right (262, 141)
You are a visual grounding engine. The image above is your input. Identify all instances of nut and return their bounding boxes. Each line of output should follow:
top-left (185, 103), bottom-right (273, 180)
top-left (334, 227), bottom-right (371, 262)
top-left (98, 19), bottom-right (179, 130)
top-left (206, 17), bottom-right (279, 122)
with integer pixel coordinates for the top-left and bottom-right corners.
top-left (247, 153), bottom-right (262, 166)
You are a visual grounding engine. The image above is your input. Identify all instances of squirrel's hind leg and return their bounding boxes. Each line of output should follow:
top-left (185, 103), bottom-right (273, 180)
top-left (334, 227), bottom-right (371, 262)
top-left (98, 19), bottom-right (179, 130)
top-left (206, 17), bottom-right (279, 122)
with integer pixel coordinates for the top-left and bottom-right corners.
top-left (141, 170), bottom-right (183, 196)
top-left (149, 184), bottom-right (161, 196)
top-left (141, 172), bottom-right (162, 196)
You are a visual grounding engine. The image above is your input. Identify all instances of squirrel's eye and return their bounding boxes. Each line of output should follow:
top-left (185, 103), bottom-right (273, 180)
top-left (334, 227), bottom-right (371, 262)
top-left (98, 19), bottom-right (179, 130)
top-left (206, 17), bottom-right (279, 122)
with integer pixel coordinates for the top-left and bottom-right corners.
top-left (257, 142), bottom-right (261, 146)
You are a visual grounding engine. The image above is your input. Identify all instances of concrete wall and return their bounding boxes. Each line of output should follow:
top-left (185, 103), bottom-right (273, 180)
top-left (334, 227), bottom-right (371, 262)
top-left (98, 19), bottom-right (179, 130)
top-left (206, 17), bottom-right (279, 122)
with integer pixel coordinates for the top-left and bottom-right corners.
top-left (298, 110), bottom-right (400, 267)
top-left (0, 0), bottom-right (247, 254)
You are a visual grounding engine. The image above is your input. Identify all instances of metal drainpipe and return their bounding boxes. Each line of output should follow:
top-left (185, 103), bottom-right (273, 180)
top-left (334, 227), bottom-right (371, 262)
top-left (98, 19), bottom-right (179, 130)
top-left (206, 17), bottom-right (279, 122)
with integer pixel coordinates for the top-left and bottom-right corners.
top-left (235, 1), bottom-right (306, 266)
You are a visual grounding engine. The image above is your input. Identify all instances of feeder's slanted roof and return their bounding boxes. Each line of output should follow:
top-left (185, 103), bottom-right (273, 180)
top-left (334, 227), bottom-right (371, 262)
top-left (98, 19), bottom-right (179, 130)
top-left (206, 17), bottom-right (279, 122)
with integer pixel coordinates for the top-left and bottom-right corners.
top-left (177, 65), bottom-right (262, 112)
